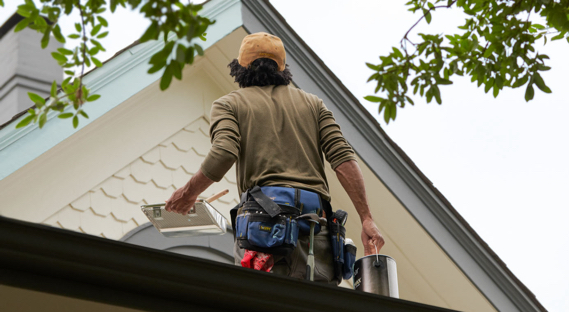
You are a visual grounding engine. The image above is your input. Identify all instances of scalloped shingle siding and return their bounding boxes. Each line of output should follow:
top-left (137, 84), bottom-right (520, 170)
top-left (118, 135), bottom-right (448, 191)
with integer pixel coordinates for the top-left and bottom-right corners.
top-left (42, 116), bottom-right (239, 239)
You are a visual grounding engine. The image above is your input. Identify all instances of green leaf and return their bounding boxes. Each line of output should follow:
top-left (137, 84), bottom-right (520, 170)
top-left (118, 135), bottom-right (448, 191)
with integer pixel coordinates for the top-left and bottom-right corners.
top-left (383, 105), bottom-right (391, 124)
top-left (73, 116), bottom-right (79, 128)
top-left (551, 33), bottom-right (564, 41)
top-left (437, 78), bottom-right (453, 85)
top-left (493, 85), bottom-right (499, 98)
top-left (366, 63), bottom-right (380, 71)
top-left (58, 112), bottom-right (73, 119)
top-left (17, 6), bottom-right (32, 17)
top-left (87, 94), bottom-right (101, 102)
top-left (57, 48), bottom-right (73, 55)
top-left (194, 44), bottom-right (204, 56)
top-left (28, 92), bottom-right (45, 105)
top-left (38, 113), bottom-right (47, 128)
top-left (41, 29), bottom-right (50, 49)
top-left (172, 61), bottom-right (182, 80)
top-left (51, 80), bottom-right (57, 97)
top-left (176, 45), bottom-right (186, 63)
top-left (533, 24), bottom-right (545, 30)
top-left (92, 57), bottom-right (103, 67)
top-left (364, 96), bottom-right (384, 103)
top-left (483, 45), bottom-right (495, 58)
top-left (14, 18), bottom-right (30, 32)
top-left (432, 86), bottom-right (442, 104)
top-left (64, 70), bottom-right (74, 76)
top-left (524, 84), bottom-right (534, 101)
top-left (68, 34), bottom-right (80, 39)
top-left (185, 47), bottom-right (195, 64)
top-left (110, 0), bottom-right (118, 12)
top-left (97, 16), bottom-right (108, 27)
top-left (533, 73), bottom-right (552, 93)
top-left (424, 10), bottom-right (432, 24)
top-left (90, 39), bottom-right (105, 51)
top-left (79, 110), bottom-right (89, 118)
top-left (148, 62), bottom-right (166, 74)
top-left (537, 64), bottom-right (551, 71)
top-left (392, 47), bottom-right (403, 58)
top-left (15, 115), bottom-right (34, 128)
top-left (52, 25), bottom-right (65, 43)
top-left (160, 64), bottom-right (173, 90)
top-left (91, 24), bottom-right (102, 37)
top-left (51, 52), bottom-right (67, 64)
top-left (97, 31), bottom-right (108, 39)
top-left (140, 21), bottom-right (159, 43)
top-left (484, 80), bottom-right (492, 93)
top-left (75, 23), bottom-right (81, 32)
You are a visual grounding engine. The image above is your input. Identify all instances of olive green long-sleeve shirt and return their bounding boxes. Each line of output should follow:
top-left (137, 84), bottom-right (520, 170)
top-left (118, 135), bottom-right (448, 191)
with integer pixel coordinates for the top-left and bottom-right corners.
top-left (200, 85), bottom-right (356, 201)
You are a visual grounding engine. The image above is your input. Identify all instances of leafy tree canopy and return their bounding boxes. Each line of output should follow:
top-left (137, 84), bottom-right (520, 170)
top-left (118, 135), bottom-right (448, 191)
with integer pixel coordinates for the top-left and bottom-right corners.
top-left (365, 0), bottom-right (569, 123)
top-left (1, 0), bottom-right (568, 128)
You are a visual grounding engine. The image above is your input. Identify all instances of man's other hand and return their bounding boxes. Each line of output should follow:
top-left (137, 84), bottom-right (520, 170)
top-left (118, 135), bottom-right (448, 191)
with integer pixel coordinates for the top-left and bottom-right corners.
top-left (361, 219), bottom-right (385, 256)
top-left (165, 187), bottom-right (197, 215)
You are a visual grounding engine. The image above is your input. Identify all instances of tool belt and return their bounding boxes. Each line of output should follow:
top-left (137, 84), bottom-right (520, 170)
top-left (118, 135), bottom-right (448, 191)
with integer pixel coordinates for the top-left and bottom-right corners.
top-left (231, 186), bottom-right (301, 256)
top-left (230, 186), bottom-right (356, 279)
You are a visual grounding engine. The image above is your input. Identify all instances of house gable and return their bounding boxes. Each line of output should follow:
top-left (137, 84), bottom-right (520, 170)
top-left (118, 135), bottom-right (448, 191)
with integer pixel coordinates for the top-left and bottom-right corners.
top-left (0, 1), bottom-right (544, 311)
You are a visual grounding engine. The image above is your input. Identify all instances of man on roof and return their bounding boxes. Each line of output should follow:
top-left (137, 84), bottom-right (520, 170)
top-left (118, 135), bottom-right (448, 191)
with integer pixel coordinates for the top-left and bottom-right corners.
top-left (165, 32), bottom-right (384, 284)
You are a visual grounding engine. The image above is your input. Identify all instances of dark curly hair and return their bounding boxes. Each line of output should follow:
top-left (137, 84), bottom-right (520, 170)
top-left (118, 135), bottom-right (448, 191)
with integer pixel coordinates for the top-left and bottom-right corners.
top-left (228, 58), bottom-right (293, 88)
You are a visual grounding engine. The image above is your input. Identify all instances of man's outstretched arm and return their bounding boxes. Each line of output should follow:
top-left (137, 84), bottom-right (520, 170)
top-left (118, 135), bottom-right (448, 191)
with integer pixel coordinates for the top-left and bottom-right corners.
top-left (334, 160), bottom-right (385, 255)
top-left (165, 169), bottom-right (215, 215)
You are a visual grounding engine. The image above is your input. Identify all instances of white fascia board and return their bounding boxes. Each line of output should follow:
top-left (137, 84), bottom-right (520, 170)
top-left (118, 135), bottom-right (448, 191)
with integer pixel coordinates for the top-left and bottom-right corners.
top-left (0, 0), bottom-right (242, 180)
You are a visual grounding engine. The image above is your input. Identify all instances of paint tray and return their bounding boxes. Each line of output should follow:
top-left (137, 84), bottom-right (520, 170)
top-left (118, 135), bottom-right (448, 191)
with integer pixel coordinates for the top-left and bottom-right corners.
top-left (141, 200), bottom-right (228, 238)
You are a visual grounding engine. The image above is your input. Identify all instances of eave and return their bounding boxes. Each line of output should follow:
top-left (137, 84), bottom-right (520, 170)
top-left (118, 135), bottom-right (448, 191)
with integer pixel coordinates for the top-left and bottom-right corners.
top-left (0, 216), bottom-right (455, 312)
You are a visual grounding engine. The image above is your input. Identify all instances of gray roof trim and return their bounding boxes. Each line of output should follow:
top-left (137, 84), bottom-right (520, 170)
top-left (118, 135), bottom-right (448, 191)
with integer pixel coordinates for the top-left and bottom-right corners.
top-left (0, 216), bottom-right (456, 312)
top-left (241, 1), bottom-right (545, 311)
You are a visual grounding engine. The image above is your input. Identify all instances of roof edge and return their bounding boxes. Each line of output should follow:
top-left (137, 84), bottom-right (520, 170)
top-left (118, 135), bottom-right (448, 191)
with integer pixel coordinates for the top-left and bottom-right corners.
top-left (0, 216), bottom-right (456, 312)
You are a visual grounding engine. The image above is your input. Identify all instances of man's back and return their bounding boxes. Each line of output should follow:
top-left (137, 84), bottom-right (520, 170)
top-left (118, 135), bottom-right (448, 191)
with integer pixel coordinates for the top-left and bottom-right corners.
top-left (206, 85), bottom-right (355, 200)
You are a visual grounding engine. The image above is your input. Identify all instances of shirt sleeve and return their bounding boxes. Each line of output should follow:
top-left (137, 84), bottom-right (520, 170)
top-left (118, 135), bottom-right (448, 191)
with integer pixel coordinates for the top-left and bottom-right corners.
top-left (318, 100), bottom-right (356, 170)
top-left (200, 100), bottom-right (240, 182)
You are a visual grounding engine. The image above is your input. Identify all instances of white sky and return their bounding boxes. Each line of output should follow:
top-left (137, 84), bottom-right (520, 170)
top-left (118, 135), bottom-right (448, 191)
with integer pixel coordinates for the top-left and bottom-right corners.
top-left (1, 1), bottom-right (568, 311)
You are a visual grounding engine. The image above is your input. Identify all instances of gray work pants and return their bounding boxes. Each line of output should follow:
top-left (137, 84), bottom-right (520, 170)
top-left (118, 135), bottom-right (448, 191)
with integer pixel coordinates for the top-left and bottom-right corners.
top-left (234, 226), bottom-right (339, 285)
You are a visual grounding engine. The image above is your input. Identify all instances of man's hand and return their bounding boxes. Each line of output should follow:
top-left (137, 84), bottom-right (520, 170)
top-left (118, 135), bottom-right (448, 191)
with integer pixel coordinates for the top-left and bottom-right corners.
top-left (164, 169), bottom-right (215, 215)
top-left (165, 187), bottom-right (198, 215)
top-left (361, 219), bottom-right (385, 256)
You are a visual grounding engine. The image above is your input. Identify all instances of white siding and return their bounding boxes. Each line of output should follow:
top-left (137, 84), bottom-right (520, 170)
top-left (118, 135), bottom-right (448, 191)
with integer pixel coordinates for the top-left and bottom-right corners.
top-left (42, 117), bottom-right (239, 240)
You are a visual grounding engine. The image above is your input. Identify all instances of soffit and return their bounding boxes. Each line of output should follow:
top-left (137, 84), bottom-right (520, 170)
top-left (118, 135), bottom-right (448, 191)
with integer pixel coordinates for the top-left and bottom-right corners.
top-left (0, 285), bottom-right (143, 312)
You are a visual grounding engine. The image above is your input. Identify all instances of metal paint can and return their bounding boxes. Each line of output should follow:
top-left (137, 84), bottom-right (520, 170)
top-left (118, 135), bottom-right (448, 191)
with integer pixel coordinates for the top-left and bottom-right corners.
top-left (352, 255), bottom-right (399, 298)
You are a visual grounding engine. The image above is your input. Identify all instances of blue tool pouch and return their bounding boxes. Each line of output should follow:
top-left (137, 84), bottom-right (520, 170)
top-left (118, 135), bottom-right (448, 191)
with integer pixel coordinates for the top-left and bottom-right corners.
top-left (235, 204), bottom-right (300, 255)
top-left (329, 220), bottom-right (346, 280)
top-left (343, 242), bottom-right (357, 280)
top-left (258, 187), bottom-right (323, 235)
top-left (326, 208), bottom-right (357, 281)
top-left (233, 186), bottom-right (301, 256)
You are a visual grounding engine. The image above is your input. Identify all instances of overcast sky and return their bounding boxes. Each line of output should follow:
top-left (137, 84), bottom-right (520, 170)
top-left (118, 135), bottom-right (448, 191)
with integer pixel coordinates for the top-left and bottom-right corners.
top-left (1, 1), bottom-right (568, 311)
